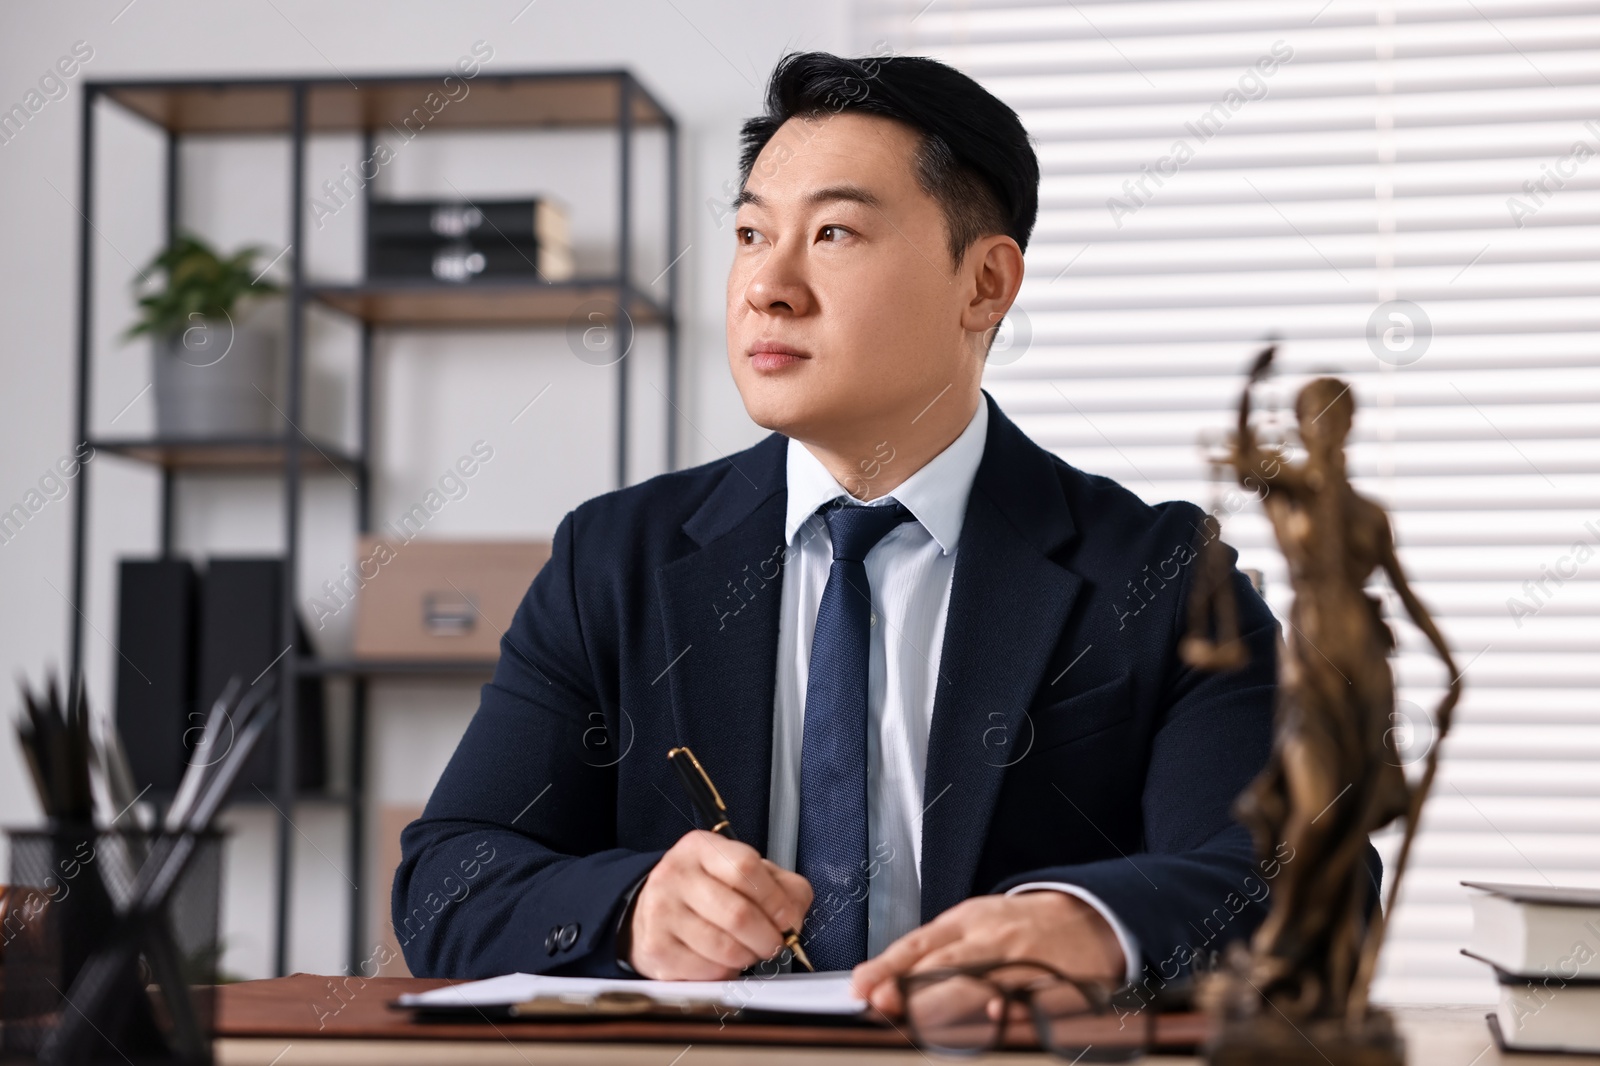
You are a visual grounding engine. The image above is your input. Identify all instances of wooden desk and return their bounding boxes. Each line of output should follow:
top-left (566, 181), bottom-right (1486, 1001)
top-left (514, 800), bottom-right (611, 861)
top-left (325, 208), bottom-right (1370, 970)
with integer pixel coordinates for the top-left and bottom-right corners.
top-left (214, 977), bottom-right (1595, 1065)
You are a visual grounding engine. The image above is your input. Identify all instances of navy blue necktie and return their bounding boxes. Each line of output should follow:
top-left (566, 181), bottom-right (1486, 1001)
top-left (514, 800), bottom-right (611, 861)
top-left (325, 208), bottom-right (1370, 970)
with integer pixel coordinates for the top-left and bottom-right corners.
top-left (795, 499), bottom-right (914, 971)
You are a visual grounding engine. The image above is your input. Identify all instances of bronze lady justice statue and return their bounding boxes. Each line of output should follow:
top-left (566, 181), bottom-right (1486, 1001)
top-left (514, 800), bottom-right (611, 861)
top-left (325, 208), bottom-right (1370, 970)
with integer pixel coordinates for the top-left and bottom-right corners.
top-left (1184, 347), bottom-right (1461, 1059)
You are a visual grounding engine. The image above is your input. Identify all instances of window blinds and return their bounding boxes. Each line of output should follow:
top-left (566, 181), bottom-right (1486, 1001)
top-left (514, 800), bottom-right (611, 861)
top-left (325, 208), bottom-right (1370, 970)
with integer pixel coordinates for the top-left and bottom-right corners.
top-left (857, 0), bottom-right (1600, 1004)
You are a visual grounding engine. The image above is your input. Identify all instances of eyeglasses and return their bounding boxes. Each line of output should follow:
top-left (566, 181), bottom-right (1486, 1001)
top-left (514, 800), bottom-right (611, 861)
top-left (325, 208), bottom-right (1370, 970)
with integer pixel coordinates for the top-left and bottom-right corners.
top-left (897, 960), bottom-right (1153, 1061)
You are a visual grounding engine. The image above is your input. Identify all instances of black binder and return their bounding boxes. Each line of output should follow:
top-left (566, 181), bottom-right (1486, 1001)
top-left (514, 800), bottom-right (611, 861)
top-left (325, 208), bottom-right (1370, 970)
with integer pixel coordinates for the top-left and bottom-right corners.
top-left (365, 197), bottom-right (574, 283)
top-left (367, 198), bottom-right (565, 243)
top-left (114, 558), bottom-right (198, 793)
top-left (196, 558), bottom-right (326, 797)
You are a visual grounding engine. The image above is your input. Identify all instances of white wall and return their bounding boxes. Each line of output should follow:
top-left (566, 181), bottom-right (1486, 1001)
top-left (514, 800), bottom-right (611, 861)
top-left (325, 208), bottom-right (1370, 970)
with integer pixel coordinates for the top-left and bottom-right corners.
top-left (0, 0), bottom-right (849, 979)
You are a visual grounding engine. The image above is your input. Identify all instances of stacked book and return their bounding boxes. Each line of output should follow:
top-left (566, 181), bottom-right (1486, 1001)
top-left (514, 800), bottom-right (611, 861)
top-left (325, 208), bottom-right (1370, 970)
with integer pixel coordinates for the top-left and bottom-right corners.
top-left (1463, 880), bottom-right (1600, 1054)
top-left (367, 198), bottom-right (575, 283)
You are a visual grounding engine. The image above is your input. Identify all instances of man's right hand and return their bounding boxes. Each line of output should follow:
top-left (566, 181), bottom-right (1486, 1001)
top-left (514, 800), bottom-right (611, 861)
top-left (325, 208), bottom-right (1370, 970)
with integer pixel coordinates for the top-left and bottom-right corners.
top-left (624, 830), bottom-right (813, 980)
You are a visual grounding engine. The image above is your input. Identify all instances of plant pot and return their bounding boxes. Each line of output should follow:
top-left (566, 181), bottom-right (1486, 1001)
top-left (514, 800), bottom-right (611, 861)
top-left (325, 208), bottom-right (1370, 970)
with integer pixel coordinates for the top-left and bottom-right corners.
top-left (151, 315), bottom-right (282, 437)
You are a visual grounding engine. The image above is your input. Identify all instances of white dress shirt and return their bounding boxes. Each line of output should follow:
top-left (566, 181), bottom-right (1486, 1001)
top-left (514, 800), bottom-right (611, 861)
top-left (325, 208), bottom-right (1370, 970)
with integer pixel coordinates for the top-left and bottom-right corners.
top-left (764, 397), bottom-right (1140, 981)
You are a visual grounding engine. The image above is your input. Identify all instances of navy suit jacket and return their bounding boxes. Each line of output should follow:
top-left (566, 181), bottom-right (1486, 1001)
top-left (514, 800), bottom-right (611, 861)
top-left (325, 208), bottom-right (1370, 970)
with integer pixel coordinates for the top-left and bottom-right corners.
top-left (394, 391), bottom-right (1297, 985)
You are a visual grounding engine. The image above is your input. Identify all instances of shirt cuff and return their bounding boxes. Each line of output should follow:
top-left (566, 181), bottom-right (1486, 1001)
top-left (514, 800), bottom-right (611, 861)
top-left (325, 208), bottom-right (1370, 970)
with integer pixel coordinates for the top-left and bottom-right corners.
top-left (1004, 881), bottom-right (1141, 987)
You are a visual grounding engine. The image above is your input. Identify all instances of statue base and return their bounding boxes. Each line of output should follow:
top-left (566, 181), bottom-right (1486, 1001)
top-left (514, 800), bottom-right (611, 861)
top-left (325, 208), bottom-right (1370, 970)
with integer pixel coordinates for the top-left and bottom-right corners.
top-left (1205, 1007), bottom-right (1404, 1066)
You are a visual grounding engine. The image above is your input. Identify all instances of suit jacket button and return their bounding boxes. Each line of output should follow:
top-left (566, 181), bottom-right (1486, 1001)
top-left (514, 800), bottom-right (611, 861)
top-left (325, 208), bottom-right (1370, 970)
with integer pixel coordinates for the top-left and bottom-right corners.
top-left (544, 926), bottom-right (560, 955)
top-left (559, 922), bottom-right (580, 950)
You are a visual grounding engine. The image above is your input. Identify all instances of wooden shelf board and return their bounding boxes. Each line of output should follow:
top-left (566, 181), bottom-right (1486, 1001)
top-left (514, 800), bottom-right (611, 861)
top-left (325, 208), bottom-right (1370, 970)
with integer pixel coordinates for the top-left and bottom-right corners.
top-left (308, 278), bottom-right (669, 327)
top-left (298, 659), bottom-right (499, 677)
top-left (143, 785), bottom-right (349, 807)
top-left (89, 436), bottom-right (363, 473)
top-left (102, 73), bottom-right (668, 135)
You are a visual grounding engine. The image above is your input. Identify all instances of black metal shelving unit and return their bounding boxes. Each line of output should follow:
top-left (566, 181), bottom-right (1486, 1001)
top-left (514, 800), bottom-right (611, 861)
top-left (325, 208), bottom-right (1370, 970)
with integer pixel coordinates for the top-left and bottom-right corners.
top-left (66, 70), bottom-right (679, 977)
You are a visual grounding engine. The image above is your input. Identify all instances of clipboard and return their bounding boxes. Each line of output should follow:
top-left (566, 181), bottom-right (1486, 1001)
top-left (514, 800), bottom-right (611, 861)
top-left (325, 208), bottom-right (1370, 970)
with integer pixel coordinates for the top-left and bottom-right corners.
top-left (390, 970), bottom-right (882, 1027)
top-left (396, 989), bottom-right (888, 1028)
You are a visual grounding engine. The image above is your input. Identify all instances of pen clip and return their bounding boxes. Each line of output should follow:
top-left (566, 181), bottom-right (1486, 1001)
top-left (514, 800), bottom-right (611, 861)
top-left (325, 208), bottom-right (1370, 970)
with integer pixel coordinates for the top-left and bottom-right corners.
top-left (668, 745), bottom-right (727, 814)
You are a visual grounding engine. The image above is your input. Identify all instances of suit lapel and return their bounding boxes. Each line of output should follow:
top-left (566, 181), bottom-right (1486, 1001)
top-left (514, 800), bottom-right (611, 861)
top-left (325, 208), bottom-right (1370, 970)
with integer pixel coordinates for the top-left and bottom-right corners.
top-left (920, 395), bottom-right (1082, 922)
top-left (656, 436), bottom-right (789, 858)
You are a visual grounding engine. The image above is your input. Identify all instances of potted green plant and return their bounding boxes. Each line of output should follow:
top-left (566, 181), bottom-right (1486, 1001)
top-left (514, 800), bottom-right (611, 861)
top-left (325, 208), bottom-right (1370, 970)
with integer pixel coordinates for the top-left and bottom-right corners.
top-left (126, 234), bottom-right (283, 436)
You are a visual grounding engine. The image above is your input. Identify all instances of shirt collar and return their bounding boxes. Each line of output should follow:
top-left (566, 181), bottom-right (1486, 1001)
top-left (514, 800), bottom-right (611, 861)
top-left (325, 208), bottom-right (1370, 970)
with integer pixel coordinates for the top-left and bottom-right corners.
top-left (783, 395), bottom-right (988, 556)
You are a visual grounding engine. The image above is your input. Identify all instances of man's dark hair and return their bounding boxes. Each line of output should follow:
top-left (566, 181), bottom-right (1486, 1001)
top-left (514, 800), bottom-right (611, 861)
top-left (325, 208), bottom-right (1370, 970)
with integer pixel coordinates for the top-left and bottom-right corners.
top-left (738, 51), bottom-right (1040, 265)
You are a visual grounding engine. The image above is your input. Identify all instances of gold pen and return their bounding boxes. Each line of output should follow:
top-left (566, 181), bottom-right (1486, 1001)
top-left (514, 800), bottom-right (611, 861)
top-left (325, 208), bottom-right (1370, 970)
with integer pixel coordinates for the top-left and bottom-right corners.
top-left (667, 746), bottom-right (816, 972)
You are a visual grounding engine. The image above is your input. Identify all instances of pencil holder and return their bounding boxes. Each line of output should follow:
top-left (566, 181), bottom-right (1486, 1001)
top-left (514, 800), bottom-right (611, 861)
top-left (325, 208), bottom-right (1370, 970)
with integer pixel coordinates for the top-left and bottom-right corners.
top-left (1, 824), bottom-right (224, 1065)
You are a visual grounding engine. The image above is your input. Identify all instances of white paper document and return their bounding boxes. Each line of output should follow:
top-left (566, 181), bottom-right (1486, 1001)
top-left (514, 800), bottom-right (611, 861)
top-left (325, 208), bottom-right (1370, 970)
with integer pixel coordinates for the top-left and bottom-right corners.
top-left (396, 969), bottom-right (869, 1017)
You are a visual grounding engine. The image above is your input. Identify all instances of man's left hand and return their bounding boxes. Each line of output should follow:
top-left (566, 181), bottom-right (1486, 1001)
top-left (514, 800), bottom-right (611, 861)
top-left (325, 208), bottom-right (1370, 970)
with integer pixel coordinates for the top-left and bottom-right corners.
top-left (849, 891), bottom-right (1126, 1018)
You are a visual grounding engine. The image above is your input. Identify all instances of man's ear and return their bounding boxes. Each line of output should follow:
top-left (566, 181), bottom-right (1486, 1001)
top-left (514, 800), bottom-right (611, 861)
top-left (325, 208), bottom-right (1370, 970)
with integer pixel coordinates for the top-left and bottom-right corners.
top-left (958, 234), bottom-right (1026, 346)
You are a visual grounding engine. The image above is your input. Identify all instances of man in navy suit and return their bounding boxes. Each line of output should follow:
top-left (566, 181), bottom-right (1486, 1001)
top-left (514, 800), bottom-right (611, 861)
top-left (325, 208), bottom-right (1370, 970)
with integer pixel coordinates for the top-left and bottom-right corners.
top-left (395, 52), bottom-right (1293, 1013)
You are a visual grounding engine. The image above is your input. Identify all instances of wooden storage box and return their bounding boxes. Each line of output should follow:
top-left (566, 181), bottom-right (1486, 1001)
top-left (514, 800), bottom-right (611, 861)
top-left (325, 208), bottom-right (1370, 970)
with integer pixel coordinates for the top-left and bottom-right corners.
top-left (352, 538), bottom-right (550, 660)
